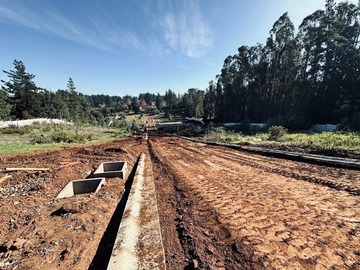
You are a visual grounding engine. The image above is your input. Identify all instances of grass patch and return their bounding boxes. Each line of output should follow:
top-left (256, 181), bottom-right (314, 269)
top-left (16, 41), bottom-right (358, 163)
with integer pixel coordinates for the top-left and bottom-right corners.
top-left (0, 143), bottom-right (70, 154)
top-left (0, 122), bottom-right (128, 154)
top-left (203, 128), bottom-right (360, 151)
top-left (283, 132), bottom-right (360, 150)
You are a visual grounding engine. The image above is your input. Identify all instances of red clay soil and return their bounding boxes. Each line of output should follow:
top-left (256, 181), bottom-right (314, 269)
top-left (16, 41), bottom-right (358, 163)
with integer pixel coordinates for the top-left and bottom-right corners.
top-left (149, 136), bottom-right (360, 270)
top-left (1, 135), bottom-right (360, 269)
top-left (0, 138), bottom-right (146, 270)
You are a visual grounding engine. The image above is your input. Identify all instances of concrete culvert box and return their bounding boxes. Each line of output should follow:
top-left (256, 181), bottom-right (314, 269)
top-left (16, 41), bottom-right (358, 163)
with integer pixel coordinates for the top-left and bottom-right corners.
top-left (93, 161), bottom-right (127, 179)
top-left (56, 178), bottom-right (105, 199)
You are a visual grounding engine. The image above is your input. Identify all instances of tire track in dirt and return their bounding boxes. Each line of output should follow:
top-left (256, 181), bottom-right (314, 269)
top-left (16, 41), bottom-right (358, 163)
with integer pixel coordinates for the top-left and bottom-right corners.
top-left (177, 141), bottom-right (360, 195)
top-left (151, 137), bottom-right (360, 269)
top-left (149, 139), bottom-right (265, 269)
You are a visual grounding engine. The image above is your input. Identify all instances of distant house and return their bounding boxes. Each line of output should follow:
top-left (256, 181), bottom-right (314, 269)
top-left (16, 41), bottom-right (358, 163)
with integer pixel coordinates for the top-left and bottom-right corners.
top-left (139, 100), bottom-right (147, 108)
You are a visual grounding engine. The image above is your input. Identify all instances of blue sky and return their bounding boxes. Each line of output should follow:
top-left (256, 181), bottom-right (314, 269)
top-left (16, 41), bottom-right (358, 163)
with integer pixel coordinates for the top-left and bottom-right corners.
top-left (0, 0), bottom-right (355, 96)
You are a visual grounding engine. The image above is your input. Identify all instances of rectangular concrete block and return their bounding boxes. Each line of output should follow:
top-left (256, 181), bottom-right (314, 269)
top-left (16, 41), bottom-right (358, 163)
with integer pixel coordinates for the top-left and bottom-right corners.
top-left (93, 161), bottom-right (127, 179)
top-left (56, 178), bottom-right (105, 199)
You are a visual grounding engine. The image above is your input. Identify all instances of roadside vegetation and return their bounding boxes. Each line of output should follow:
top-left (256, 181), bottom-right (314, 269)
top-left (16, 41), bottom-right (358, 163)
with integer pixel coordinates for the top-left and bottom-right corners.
top-left (0, 118), bottom-right (138, 154)
top-left (203, 127), bottom-right (360, 152)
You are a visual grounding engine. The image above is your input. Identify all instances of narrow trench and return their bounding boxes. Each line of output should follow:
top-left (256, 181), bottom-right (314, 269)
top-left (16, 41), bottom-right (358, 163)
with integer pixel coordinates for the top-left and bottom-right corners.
top-left (87, 156), bottom-right (140, 270)
top-left (148, 137), bottom-right (267, 270)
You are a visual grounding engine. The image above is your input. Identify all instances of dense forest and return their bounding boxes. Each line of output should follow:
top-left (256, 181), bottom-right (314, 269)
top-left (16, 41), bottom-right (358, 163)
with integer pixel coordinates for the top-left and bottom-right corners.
top-left (203, 0), bottom-right (360, 129)
top-left (1, 0), bottom-right (360, 130)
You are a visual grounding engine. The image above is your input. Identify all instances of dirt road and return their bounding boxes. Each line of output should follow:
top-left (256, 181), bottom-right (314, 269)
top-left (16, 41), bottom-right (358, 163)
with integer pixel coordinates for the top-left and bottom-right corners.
top-left (150, 136), bottom-right (360, 269)
top-left (0, 135), bottom-right (359, 269)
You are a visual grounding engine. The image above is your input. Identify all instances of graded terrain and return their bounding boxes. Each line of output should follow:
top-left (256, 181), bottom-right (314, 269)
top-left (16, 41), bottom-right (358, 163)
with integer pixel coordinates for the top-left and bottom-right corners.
top-left (0, 136), bottom-right (359, 269)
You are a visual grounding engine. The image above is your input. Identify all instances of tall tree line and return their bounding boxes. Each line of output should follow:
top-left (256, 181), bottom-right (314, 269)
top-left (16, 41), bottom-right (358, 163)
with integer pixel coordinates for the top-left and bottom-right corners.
top-left (0, 60), bottom-right (147, 124)
top-left (204, 0), bottom-right (360, 129)
top-left (0, 60), bottom-right (192, 124)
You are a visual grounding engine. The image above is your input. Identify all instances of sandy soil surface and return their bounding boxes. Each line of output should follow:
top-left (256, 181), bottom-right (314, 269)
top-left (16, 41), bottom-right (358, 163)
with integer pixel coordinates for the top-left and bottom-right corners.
top-left (1, 135), bottom-right (360, 269)
top-left (149, 136), bottom-right (360, 269)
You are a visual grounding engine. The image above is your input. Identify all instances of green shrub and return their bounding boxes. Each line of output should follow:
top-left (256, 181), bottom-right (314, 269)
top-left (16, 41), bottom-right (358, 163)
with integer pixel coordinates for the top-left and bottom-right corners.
top-left (30, 135), bottom-right (52, 144)
top-left (30, 131), bottom-right (93, 144)
top-left (0, 125), bottom-right (33, 135)
top-left (51, 132), bottom-right (73, 143)
top-left (41, 125), bottom-right (53, 133)
top-left (51, 132), bottom-right (93, 143)
top-left (72, 133), bottom-right (87, 143)
top-left (268, 125), bottom-right (288, 141)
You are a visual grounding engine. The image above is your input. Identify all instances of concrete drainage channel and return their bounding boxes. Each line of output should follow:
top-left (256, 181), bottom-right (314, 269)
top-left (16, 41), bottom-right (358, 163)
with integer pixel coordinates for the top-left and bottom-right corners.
top-left (106, 153), bottom-right (166, 270)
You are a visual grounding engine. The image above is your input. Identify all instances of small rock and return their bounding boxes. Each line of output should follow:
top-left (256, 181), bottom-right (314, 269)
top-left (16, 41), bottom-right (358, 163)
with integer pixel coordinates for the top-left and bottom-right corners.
top-left (192, 259), bottom-right (199, 268)
top-left (0, 245), bottom-right (8, 253)
top-left (13, 202), bottom-right (20, 206)
top-left (206, 245), bottom-right (215, 254)
top-left (9, 245), bottom-right (17, 251)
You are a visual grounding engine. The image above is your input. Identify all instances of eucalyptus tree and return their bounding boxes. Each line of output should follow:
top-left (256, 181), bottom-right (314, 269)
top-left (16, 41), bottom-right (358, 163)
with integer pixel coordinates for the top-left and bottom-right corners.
top-left (217, 55), bottom-right (238, 122)
top-left (266, 12), bottom-right (298, 119)
top-left (204, 81), bottom-right (216, 121)
top-left (297, 0), bottom-right (360, 123)
top-left (296, 10), bottom-right (325, 122)
top-left (330, 1), bottom-right (360, 123)
top-left (244, 44), bottom-right (269, 122)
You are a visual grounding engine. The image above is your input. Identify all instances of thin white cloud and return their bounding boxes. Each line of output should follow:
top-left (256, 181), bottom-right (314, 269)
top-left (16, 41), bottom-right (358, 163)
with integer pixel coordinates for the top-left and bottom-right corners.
top-left (0, 1), bottom-right (212, 58)
top-left (160, 1), bottom-right (212, 59)
top-left (43, 9), bottom-right (101, 47)
top-left (0, 2), bottom-right (112, 51)
top-left (89, 7), bottom-right (166, 56)
top-left (0, 5), bottom-right (41, 31)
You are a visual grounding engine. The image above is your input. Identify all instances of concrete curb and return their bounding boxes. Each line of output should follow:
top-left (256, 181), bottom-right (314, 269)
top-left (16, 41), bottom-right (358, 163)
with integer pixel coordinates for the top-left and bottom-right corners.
top-left (107, 153), bottom-right (166, 270)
